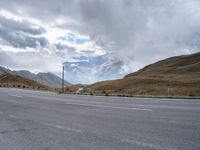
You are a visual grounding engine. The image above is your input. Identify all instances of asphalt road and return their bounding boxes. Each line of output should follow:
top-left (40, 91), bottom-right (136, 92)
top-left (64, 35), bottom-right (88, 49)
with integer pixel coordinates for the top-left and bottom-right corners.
top-left (0, 88), bottom-right (199, 150)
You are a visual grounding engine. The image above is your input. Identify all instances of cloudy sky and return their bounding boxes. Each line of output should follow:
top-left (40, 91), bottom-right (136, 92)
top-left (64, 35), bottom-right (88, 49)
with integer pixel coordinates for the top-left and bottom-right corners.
top-left (0, 0), bottom-right (200, 81)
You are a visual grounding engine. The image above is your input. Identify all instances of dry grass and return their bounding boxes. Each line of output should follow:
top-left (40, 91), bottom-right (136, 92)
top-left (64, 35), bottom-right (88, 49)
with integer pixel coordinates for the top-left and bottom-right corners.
top-left (0, 72), bottom-right (53, 91)
top-left (88, 52), bottom-right (200, 96)
top-left (55, 84), bottom-right (86, 93)
top-left (88, 77), bottom-right (200, 96)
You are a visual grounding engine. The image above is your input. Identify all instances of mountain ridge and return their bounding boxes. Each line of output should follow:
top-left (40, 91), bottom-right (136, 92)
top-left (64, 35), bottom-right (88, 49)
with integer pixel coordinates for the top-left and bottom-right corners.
top-left (0, 66), bottom-right (71, 88)
top-left (82, 52), bottom-right (200, 96)
top-left (125, 52), bottom-right (200, 78)
top-left (0, 72), bottom-right (52, 91)
top-left (63, 55), bottom-right (125, 84)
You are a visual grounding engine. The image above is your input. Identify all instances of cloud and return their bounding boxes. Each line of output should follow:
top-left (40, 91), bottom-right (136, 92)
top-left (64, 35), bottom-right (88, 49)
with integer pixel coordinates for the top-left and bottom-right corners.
top-left (0, 0), bottom-right (200, 81)
top-left (0, 50), bottom-right (62, 73)
top-left (0, 29), bottom-right (48, 48)
top-left (58, 33), bottom-right (89, 45)
top-left (0, 13), bottom-right (45, 35)
top-left (0, 14), bottom-right (48, 48)
top-left (71, 0), bottom-right (200, 69)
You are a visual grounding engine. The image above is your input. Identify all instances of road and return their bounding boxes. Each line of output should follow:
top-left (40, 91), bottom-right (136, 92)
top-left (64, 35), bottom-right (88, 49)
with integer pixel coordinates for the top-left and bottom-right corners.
top-left (0, 88), bottom-right (199, 150)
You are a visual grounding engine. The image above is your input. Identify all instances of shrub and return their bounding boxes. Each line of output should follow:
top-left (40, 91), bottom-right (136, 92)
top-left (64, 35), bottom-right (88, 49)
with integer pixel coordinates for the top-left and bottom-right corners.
top-left (188, 92), bottom-right (195, 97)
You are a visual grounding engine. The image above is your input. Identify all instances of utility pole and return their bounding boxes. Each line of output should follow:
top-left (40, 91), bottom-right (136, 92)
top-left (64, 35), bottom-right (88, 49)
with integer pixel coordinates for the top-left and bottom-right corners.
top-left (62, 64), bottom-right (64, 93)
top-left (7, 74), bottom-right (8, 87)
top-left (167, 87), bottom-right (174, 96)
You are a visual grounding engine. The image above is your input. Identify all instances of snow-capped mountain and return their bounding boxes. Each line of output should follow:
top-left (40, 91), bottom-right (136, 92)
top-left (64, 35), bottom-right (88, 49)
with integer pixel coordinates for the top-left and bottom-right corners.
top-left (63, 56), bottom-right (126, 84)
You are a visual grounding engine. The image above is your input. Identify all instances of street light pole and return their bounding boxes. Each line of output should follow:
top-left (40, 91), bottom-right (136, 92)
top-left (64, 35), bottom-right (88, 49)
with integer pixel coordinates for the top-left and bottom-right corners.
top-left (7, 74), bottom-right (8, 87)
top-left (62, 64), bottom-right (64, 93)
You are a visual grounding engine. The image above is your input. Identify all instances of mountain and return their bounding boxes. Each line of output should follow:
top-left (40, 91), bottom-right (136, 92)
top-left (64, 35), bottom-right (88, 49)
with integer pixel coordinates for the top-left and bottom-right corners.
top-left (0, 66), bottom-right (71, 88)
top-left (86, 52), bottom-right (200, 96)
top-left (125, 52), bottom-right (200, 78)
top-left (0, 72), bottom-right (52, 91)
top-left (64, 55), bottom-right (125, 84)
top-left (0, 66), bottom-right (13, 74)
top-left (13, 71), bottom-right (71, 88)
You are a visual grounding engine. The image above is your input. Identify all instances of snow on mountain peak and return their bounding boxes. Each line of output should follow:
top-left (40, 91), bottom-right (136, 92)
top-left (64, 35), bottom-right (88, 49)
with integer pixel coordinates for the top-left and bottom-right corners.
top-left (63, 55), bottom-right (126, 84)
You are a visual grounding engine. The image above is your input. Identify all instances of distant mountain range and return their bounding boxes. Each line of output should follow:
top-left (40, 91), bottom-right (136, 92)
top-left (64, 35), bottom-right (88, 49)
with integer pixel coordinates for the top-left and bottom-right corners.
top-left (64, 55), bottom-right (126, 84)
top-left (0, 72), bottom-right (52, 91)
top-left (68, 52), bottom-right (200, 96)
top-left (0, 66), bottom-right (71, 88)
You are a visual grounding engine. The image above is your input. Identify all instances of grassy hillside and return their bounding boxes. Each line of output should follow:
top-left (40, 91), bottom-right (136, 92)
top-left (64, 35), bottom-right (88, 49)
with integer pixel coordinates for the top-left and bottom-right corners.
top-left (0, 72), bottom-right (53, 91)
top-left (0, 66), bottom-right (71, 88)
top-left (55, 84), bottom-right (86, 93)
top-left (87, 52), bottom-right (200, 96)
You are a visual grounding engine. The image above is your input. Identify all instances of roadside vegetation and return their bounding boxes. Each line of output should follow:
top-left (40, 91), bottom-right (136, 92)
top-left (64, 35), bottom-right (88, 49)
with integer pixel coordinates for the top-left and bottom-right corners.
top-left (0, 72), bottom-right (53, 91)
top-left (1, 52), bottom-right (199, 97)
top-left (63, 52), bottom-right (200, 97)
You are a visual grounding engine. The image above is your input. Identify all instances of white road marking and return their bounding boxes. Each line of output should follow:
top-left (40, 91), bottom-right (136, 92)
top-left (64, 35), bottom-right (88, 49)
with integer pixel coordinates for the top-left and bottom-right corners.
top-left (65, 127), bottom-right (83, 133)
top-left (132, 97), bottom-right (200, 102)
top-left (65, 94), bottom-right (200, 102)
top-left (25, 92), bottom-right (200, 108)
top-left (0, 111), bottom-right (83, 134)
top-left (41, 122), bottom-right (83, 133)
top-left (23, 95), bottom-right (152, 111)
top-left (8, 94), bottom-right (23, 98)
top-left (55, 125), bottom-right (65, 129)
top-left (8, 115), bottom-right (14, 118)
top-left (65, 102), bottom-right (152, 111)
top-left (121, 139), bottom-right (178, 150)
top-left (3, 99), bottom-right (21, 104)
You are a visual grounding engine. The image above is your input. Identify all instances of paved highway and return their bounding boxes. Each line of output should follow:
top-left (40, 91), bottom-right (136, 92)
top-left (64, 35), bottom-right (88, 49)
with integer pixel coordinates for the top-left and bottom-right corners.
top-left (0, 88), bottom-right (199, 150)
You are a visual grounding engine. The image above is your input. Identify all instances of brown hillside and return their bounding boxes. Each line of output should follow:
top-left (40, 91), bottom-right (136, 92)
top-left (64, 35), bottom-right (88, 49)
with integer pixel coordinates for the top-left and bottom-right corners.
top-left (88, 52), bottom-right (200, 96)
top-left (126, 52), bottom-right (200, 78)
top-left (0, 72), bottom-right (53, 91)
top-left (56, 84), bottom-right (86, 93)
